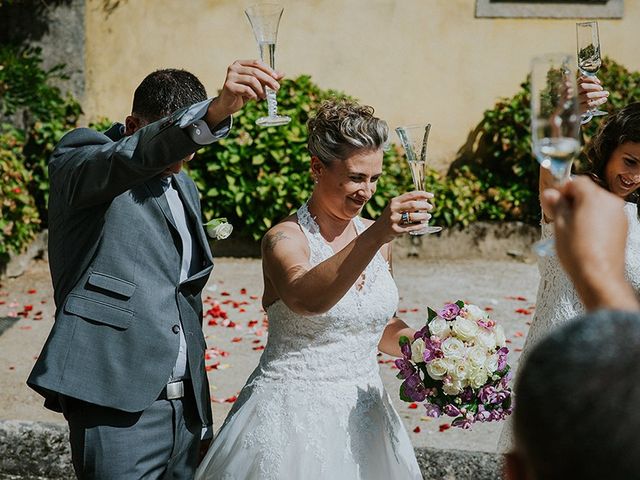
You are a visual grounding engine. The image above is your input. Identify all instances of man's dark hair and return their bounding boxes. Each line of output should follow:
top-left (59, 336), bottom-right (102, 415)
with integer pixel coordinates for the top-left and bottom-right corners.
top-left (131, 69), bottom-right (207, 122)
top-left (514, 311), bottom-right (640, 480)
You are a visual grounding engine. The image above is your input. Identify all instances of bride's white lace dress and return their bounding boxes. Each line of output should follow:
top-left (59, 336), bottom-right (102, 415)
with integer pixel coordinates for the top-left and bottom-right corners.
top-left (498, 201), bottom-right (640, 452)
top-left (195, 204), bottom-right (423, 480)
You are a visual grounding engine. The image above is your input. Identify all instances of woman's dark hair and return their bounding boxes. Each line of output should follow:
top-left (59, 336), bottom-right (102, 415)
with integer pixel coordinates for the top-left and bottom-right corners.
top-left (583, 102), bottom-right (640, 204)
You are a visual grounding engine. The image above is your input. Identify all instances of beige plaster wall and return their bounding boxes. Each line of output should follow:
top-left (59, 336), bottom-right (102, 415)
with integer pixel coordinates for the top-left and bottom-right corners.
top-left (84, 0), bottom-right (640, 169)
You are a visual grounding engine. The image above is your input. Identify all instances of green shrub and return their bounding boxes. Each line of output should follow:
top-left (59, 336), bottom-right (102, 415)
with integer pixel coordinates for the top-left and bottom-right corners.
top-left (0, 45), bottom-right (82, 226)
top-left (0, 126), bottom-right (39, 262)
top-left (190, 75), bottom-right (411, 240)
top-left (449, 57), bottom-right (640, 226)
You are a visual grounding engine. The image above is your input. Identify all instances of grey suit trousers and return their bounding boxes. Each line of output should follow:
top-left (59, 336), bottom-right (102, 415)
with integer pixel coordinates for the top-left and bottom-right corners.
top-left (62, 391), bottom-right (201, 479)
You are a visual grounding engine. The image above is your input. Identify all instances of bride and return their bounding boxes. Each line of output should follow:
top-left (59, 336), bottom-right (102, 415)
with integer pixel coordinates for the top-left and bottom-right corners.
top-left (196, 99), bottom-right (430, 480)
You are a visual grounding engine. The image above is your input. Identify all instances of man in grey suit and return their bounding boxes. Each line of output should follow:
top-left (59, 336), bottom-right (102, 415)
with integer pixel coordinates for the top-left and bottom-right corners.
top-left (27, 59), bottom-right (282, 479)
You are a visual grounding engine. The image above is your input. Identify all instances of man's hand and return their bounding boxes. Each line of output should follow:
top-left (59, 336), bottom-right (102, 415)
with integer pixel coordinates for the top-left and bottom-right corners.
top-left (541, 177), bottom-right (639, 311)
top-left (206, 60), bottom-right (284, 128)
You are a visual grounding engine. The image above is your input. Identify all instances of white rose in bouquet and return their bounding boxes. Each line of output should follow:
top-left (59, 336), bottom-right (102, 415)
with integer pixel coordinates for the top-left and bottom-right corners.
top-left (484, 353), bottom-right (499, 373)
top-left (411, 338), bottom-right (427, 364)
top-left (453, 360), bottom-right (470, 383)
top-left (429, 317), bottom-right (451, 339)
top-left (464, 304), bottom-right (487, 321)
top-left (477, 329), bottom-right (497, 350)
top-left (442, 377), bottom-right (464, 396)
top-left (452, 316), bottom-right (480, 342)
top-left (469, 367), bottom-right (489, 389)
top-left (467, 345), bottom-right (488, 368)
top-left (441, 337), bottom-right (466, 360)
top-left (426, 358), bottom-right (449, 380)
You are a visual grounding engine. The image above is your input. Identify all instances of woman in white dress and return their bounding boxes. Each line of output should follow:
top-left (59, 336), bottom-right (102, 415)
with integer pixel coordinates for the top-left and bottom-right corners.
top-left (500, 95), bottom-right (640, 452)
top-left (196, 99), bottom-right (430, 480)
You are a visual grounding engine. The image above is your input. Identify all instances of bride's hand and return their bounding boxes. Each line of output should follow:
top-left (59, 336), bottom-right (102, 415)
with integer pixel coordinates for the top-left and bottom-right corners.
top-left (372, 191), bottom-right (434, 244)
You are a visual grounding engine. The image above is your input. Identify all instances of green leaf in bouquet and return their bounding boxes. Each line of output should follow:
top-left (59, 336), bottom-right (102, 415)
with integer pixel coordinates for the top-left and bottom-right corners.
top-left (399, 383), bottom-right (412, 403)
top-left (427, 307), bottom-right (438, 322)
top-left (454, 300), bottom-right (465, 308)
top-left (398, 335), bottom-right (411, 348)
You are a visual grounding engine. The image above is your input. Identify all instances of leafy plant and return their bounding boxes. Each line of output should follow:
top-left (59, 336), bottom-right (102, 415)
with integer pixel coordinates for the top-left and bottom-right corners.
top-left (189, 75), bottom-right (411, 240)
top-left (0, 45), bottom-right (82, 225)
top-left (0, 126), bottom-right (39, 262)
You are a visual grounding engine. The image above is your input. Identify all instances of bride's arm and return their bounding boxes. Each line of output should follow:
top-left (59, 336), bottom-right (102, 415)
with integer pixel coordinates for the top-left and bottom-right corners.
top-left (377, 243), bottom-right (416, 357)
top-left (261, 220), bottom-right (388, 316)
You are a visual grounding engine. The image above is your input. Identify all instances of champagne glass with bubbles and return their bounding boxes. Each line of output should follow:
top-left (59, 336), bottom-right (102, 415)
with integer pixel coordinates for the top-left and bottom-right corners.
top-left (396, 123), bottom-right (442, 235)
top-left (577, 20), bottom-right (607, 122)
top-left (531, 53), bottom-right (581, 256)
top-left (245, 3), bottom-right (291, 127)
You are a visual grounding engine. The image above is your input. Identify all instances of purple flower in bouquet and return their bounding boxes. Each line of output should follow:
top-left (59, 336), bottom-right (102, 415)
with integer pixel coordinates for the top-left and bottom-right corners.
top-left (394, 358), bottom-right (416, 379)
top-left (423, 403), bottom-right (442, 418)
top-left (479, 385), bottom-right (498, 405)
top-left (452, 416), bottom-right (473, 429)
top-left (443, 404), bottom-right (462, 417)
top-left (413, 325), bottom-right (430, 341)
top-left (459, 387), bottom-right (474, 404)
top-left (400, 341), bottom-right (412, 360)
top-left (475, 404), bottom-right (492, 422)
top-left (497, 347), bottom-right (509, 371)
top-left (403, 374), bottom-right (428, 402)
top-left (438, 303), bottom-right (460, 321)
top-left (422, 336), bottom-right (443, 362)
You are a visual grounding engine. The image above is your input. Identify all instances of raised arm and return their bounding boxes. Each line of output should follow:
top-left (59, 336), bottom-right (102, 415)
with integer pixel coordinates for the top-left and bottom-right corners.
top-left (262, 192), bottom-right (432, 315)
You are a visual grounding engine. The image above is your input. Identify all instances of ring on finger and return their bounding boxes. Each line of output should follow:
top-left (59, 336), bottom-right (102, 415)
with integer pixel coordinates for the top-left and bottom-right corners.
top-left (401, 211), bottom-right (411, 225)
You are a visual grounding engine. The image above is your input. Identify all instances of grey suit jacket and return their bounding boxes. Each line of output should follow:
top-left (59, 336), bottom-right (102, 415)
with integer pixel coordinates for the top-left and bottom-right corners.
top-left (27, 101), bottom-right (228, 427)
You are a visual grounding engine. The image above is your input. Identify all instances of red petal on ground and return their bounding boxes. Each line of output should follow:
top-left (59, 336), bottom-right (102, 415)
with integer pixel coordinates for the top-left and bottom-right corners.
top-left (252, 339), bottom-right (261, 344)
top-left (514, 331), bottom-right (524, 337)
top-left (505, 339), bottom-right (512, 344)
top-left (23, 305), bottom-right (33, 312)
top-left (227, 321), bottom-right (237, 328)
top-left (27, 289), bottom-right (37, 294)
top-left (9, 366), bottom-right (15, 370)
top-left (0, 301), bottom-right (5, 305)
top-left (238, 308), bottom-right (246, 313)
top-left (515, 308), bottom-right (532, 315)
top-left (408, 403), bottom-right (418, 409)
top-left (240, 288), bottom-right (247, 295)
top-left (252, 345), bottom-right (265, 351)
top-left (514, 348), bottom-right (523, 352)
top-left (484, 306), bottom-right (494, 312)
top-left (231, 337), bottom-right (242, 343)
top-left (398, 309), bottom-right (408, 313)
top-left (439, 424), bottom-right (451, 432)
top-left (33, 316), bottom-right (43, 321)
top-left (225, 395), bottom-right (238, 403)
top-left (40, 300), bottom-right (47, 304)
top-left (18, 326), bottom-right (31, 330)
top-left (248, 320), bottom-right (258, 328)
top-left (410, 308), bottom-right (419, 312)
top-left (250, 295), bottom-right (259, 300)
top-left (220, 292), bottom-right (230, 296)
top-left (207, 319), bottom-right (218, 326)
top-left (413, 426), bottom-right (421, 433)
top-left (205, 362), bottom-right (220, 371)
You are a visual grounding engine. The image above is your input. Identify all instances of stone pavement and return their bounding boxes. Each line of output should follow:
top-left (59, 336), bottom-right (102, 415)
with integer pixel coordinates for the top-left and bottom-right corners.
top-left (0, 256), bottom-right (540, 478)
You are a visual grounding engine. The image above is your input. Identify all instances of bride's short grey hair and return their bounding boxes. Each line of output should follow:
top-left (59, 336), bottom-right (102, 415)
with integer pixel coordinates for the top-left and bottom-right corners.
top-left (307, 98), bottom-right (389, 163)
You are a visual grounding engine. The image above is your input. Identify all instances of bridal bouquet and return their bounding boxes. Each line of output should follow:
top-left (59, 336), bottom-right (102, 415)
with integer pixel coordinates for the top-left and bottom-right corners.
top-left (396, 301), bottom-right (512, 429)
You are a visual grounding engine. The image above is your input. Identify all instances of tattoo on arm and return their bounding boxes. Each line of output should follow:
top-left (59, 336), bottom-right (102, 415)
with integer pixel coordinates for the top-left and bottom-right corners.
top-left (264, 231), bottom-right (290, 252)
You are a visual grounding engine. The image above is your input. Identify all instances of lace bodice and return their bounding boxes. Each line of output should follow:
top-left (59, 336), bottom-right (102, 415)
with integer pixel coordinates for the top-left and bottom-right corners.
top-left (528, 201), bottom-right (640, 349)
top-left (258, 203), bottom-right (399, 382)
top-left (195, 203), bottom-right (424, 480)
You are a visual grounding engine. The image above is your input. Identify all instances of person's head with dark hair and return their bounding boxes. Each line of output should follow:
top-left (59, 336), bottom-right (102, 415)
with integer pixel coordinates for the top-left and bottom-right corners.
top-left (130, 69), bottom-right (208, 123)
top-left (505, 312), bottom-right (640, 480)
top-left (124, 68), bottom-right (208, 176)
top-left (583, 102), bottom-right (640, 203)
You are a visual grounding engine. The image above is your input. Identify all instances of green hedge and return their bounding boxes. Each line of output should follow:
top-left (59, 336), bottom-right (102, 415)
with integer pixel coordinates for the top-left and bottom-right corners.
top-left (0, 126), bottom-right (39, 262)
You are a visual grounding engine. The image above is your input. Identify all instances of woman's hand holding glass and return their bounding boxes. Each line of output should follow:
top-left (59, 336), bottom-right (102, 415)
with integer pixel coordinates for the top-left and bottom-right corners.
top-left (371, 191), bottom-right (434, 244)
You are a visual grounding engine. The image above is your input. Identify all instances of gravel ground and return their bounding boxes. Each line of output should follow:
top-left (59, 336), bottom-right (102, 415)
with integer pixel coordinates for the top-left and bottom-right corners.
top-left (0, 256), bottom-right (539, 453)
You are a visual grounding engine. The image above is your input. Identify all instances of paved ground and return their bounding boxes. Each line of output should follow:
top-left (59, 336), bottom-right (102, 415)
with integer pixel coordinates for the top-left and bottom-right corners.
top-left (0, 256), bottom-right (539, 453)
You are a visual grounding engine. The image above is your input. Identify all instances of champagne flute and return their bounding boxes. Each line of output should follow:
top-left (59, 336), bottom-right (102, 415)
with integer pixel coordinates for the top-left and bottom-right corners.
top-left (531, 53), bottom-right (581, 257)
top-left (395, 124), bottom-right (442, 235)
top-left (245, 3), bottom-right (291, 127)
top-left (576, 20), bottom-right (607, 122)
